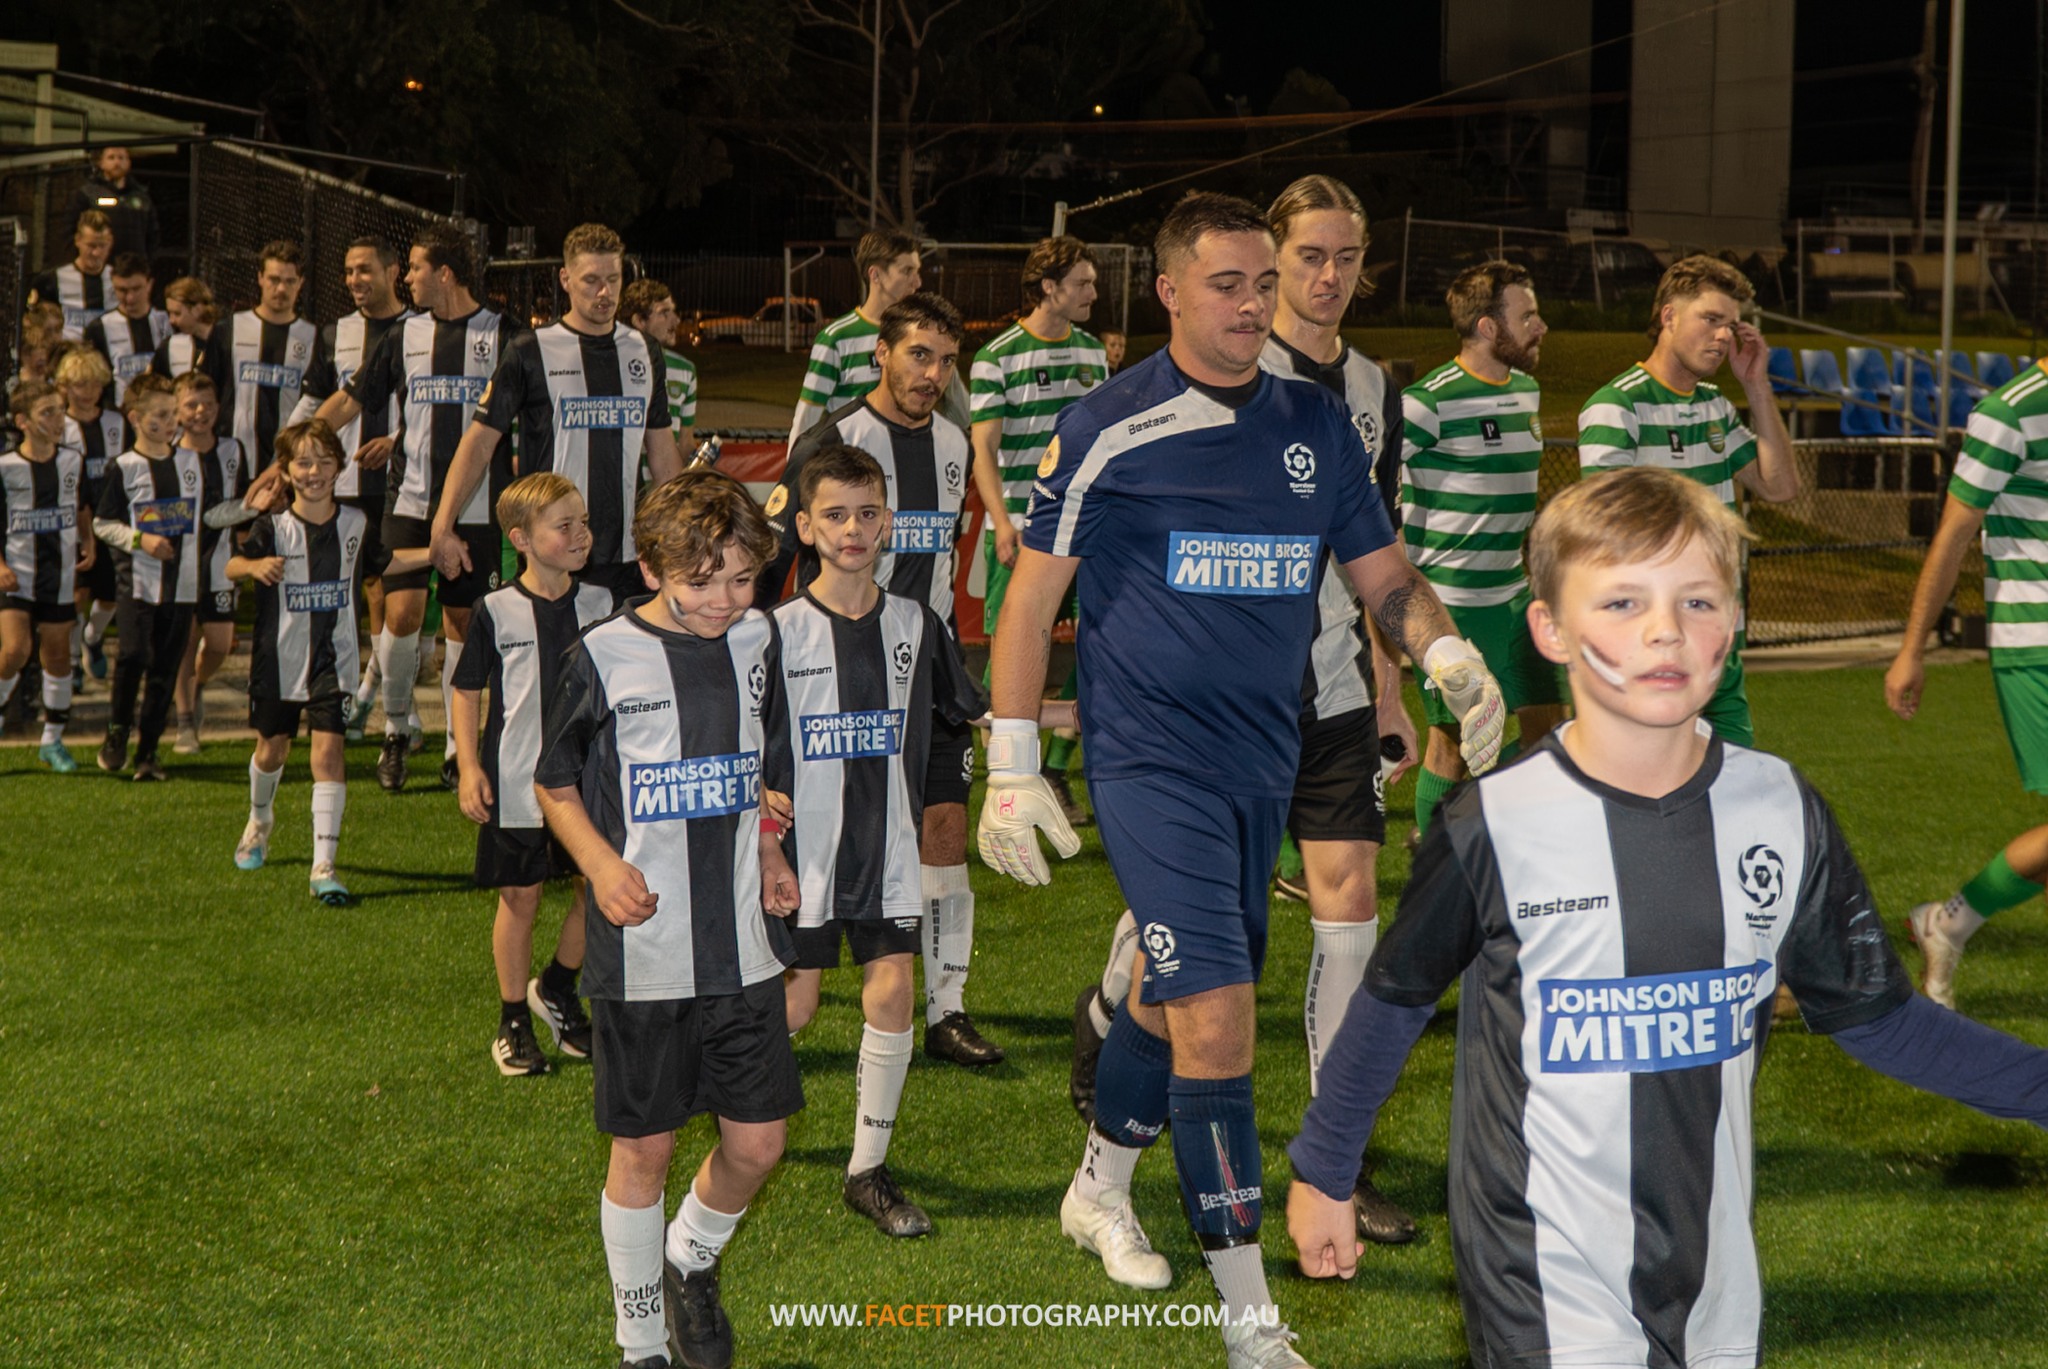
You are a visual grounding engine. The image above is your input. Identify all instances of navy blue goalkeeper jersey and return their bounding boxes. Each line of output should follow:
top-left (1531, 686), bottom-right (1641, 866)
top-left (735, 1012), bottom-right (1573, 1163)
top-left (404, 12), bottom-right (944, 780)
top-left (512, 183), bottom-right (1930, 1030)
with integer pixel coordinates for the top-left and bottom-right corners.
top-left (1021, 348), bottom-right (1395, 798)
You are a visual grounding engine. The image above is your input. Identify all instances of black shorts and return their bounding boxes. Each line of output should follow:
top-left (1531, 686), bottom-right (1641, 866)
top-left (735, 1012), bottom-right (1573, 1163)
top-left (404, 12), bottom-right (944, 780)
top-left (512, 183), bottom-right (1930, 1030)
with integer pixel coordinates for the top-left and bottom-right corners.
top-left (474, 823), bottom-right (576, 889)
top-left (924, 708), bottom-right (975, 809)
top-left (3, 596), bottom-right (77, 625)
top-left (197, 585), bottom-right (239, 624)
top-left (250, 691), bottom-right (348, 738)
top-left (789, 915), bottom-right (922, 969)
top-left (582, 559), bottom-right (650, 603)
top-left (591, 979), bottom-right (805, 1137)
top-left (381, 514), bottom-right (500, 606)
top-left (338, 497), bottom-right (385, 587)
top-left (1287, 704), bottom-right (1386, 845)
top-left (84, 549), bottom-right (118, 602)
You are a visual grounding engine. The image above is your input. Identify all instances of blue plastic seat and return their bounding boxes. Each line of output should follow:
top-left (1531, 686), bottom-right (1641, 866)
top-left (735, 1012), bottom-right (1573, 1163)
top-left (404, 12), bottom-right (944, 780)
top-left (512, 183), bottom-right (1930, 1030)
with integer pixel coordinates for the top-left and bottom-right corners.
top-left (1976, 352), bottom-right (2016, 388)
top-left (1767, 347), bottom-right (1800, 394)
top-left (1935, 350), bottom-right (1977, 383)
top-left (1950, 384), bottom-right (1981, 428)
top-left (1847, 346), bottom-right (1890, 391)
top-left (1841, 389), bottom-right (1901, 437)
top-left (1901, 384), bottom-right (1940, 433)
top-left (1799, 350), bottom-right (1846, 396)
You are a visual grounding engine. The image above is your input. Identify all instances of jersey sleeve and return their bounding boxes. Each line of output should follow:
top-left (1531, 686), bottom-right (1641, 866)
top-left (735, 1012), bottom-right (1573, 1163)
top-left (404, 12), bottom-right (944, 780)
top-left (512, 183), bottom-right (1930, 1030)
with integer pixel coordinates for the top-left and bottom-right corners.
top-left (1019, 407), bottom-right (1103, 557)
top-left (1776, 777), bottom-right (1915, 1034)
top-left (676, 359), bottom-right (697, 430)
top-left (345, 326), bottom-right (402, 415)
top-left (451, 599), bottom-right (497, 691)
top-left (1577, 384), bottom-right (1642, 470)
top-left (1951, 397), bottom-right (2024, 508)
top-left (1401, 387), bottom-right (1441, 454)
top-left (795, 331), bottom-right (843, 413)
top-left (534, 640), bottom-right (609, 792)
top-left (759, 620), bottom-right (794, 796)
top-left (968, 349), bottom-right (1009, 426)
top-left (754, 423), bottom-right (826, 608)
top-left (296, 325), bottom-right (339, 411)
top-left (643, 347), bottom-right (669, 432)
top-left (1367, 783), bottom-right (1488, 1007)
top-left (477, 335), bottom-right (535, 435)
top-left (95, 462), bottom-right (134, 531)
top-left (1717, 392), bottom-right (1758, 475)
top-left (923, 607), bottom-right (989, 724)
top-left (1326, 405), bottom-right (1397, 565)
top-left (239, 514), bottom-right (278, 562)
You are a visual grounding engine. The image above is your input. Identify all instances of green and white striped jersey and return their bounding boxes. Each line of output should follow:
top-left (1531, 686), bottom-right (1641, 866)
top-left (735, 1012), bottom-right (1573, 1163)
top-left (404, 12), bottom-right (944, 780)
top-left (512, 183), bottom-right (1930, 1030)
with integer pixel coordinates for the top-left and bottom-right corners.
top-left (663, 346), bottom-right (697, 433)
top-left (789, 309), bottom-right (880, 447)
top-left (1400, 360), bottom-right (1545, 606)
top-left (1952, 360), bottom-right (2048, 666)
top-left (1578, 366), bottom-right (1758, 509)
top-left (968, 322), bottom-right (1106, 527)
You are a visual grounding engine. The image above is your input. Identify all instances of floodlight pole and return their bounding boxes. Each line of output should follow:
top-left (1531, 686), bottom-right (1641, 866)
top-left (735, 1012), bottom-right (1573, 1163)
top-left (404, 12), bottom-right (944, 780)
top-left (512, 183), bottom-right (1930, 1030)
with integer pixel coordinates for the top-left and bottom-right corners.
top-left (1937, 0), bottom-right (1966, 442)
top-left (1052, 201), bottom-right (1068, 236)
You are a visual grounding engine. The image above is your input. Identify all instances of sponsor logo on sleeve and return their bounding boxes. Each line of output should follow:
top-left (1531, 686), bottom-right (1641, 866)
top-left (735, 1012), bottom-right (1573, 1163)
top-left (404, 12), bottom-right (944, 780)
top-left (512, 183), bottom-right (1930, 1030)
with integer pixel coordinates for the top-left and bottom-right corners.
top-left (628, 752), bottom-right (762, 821)
top-left (1539, 960), bottom-right (1769, 1073)
top-left (1166, 531), bottom-right (1320, 597)
top-left (889, 508), bottom-right (957, 554)
top-left (284, 580), bottom-right (352, 613)
top-left (764, 485), bottom-right (789, 517)
top-left (409, 375), bottom-right (490, 406)
top-left (238, 361), bottom-right (304, 390)
top-left (1036, 436), bottom-right (1061, 479)
top-left (559, 396), bottom-right (647, 430)
top-left (1529, 413), bottom-right (1544, 443)
top-left (1354, 411), bottom-right (1380, 455)
top-left (799, 709), bottom-right (906, 760)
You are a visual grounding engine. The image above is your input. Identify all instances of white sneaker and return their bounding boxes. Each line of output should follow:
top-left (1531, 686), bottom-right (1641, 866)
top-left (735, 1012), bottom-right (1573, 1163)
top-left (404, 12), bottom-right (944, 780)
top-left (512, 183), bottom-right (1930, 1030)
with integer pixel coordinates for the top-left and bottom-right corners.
top-left (1223, 1312), bottom-right (1313, 1368)
top-left (234, 816), bottom-right (273, 871)
top-left (173, 721), bottom-right (202, 756)
top-left (1060, 1178), bottom-right (1171, 1289)
top-left (1907, 900), bottom-right (1983, 1009)
top-left (406, 710), bottom-right (425, 754)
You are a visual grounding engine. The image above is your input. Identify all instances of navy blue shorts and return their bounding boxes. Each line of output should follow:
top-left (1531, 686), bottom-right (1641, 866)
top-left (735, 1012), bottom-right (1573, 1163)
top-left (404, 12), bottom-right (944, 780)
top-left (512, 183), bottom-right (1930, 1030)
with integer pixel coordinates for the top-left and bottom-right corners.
top-left (1090, 773), bottom-right (1288, 1005)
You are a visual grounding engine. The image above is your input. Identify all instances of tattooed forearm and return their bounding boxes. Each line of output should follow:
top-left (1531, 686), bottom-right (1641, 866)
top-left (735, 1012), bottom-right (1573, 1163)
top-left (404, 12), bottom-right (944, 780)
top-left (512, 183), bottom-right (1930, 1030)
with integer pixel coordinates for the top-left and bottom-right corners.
top-left (1369, 566), bottom-right (1457, 662)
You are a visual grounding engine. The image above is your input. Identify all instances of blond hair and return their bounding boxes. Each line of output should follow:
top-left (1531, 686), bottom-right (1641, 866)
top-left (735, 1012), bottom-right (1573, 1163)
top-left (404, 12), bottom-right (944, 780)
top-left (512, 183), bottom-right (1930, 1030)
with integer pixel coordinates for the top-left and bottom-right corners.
top-left (1528, 467), bottom-right (1752, 605)
top-left (634, 470), bottom-right (777, 581)
top-left (497, 471), bottom-right (583, 535)
top-left (165, 276), bottom-right (219, 327)
top-left (54, 346), bottom-right (113, 391)
top-left (1267, 175), bottom-right (1373, 299)
top-left (1648, 254), bottom-right (1754, 344)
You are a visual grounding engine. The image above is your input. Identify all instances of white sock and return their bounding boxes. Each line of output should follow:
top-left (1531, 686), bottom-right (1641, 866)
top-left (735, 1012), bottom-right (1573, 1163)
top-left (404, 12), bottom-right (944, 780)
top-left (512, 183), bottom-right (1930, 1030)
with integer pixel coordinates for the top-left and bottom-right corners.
top-left (357, 632), bottom-right (384, 707)
top-left (1203, 1242), bottom-right (1276, 1326)
top-left (441, 638), bottom-right (463, 759)
top-left (311, 781), bottom-right (345, 874)
top-left (1938, 892), bottom-right (1989, 942)
top-left (0, 674), bottom-right (17, 709)
top-left (250, 757), bottom-right (284, 822)
top-left (849, 1024), bottom-right (914, 1174)
top-left (1074, 1126), bottom-right (1144, 1206)
top-left (601, 1191), bottom-right (668, 1361)
top-left (1305, 916), bottom-right (1378, 1097)
top-left (40, 671), bottom-right (72, 745)
top-left (666, 1187), bottom-right (744, 1273)
top-left (922, 864), bottom-right (973, 1024)
top-left (380, 630), bottom-right (420, 738)
top-left (84, 603), bottom-right (114, 647)
top-left (1094, 907), bottom-right (1140, 1034)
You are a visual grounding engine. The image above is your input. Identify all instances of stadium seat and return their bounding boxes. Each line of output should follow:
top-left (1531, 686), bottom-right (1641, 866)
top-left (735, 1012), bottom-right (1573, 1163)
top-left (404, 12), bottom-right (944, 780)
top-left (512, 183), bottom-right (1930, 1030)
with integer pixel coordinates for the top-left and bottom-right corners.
top-left (1799, 350), bottom-right (1846, 396)
top-left (1977, 352), bottom-right (2017, 388)
top-left (1950, 384), bottom-right (1980, 428)
top-left (1902, 384), bottom-right (1940, 433)
top-left (1841, 389), bottom-right (1902, 437)
top-left (1935, 350), bottom-right (1977, 383)
top-left (1847, 346), bottom-right (1890, 391)
top-left (1767, 347), bottom-right (1800, 394)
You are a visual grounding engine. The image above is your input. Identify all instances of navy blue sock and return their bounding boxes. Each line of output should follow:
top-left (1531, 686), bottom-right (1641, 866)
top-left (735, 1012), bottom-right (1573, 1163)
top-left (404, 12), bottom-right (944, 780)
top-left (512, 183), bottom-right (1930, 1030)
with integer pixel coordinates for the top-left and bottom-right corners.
top-left (1091, 1009), bottom-right (1172, 1149)
top-left (1169, 1073), bottom-right (1262, 1249)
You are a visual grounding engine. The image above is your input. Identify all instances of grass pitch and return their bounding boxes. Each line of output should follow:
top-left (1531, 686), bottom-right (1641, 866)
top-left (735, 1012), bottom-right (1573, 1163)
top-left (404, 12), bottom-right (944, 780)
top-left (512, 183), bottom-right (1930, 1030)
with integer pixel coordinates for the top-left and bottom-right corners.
top-left (3, 662), bottom-right (2045, 1367)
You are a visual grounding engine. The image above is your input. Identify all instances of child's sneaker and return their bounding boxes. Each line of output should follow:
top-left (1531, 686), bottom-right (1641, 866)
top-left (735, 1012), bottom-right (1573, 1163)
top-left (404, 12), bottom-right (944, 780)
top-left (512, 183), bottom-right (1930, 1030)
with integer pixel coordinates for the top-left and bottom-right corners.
top-left (309, 864), bottom-right (354, 906)
top-left (132, 754), bottom-right (166, 782)
top-left (37, 741), bottom-right (78, 774)
top-left (98, 728), bottom-right (129, 773)
top-left (492, 1017), bottom-right (551, 1076)
top-left (174, 718), bottom-right (202, 755)
top-left (234, 816), bottom-right (273, 870)
top-left (526, 975), bottom-right (592, 1058)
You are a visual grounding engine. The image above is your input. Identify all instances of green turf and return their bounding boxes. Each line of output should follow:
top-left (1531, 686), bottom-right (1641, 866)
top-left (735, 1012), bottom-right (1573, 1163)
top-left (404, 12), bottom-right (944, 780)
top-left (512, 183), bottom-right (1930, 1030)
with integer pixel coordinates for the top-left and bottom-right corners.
top-left (4, 662), bottom-right (2045, 1367)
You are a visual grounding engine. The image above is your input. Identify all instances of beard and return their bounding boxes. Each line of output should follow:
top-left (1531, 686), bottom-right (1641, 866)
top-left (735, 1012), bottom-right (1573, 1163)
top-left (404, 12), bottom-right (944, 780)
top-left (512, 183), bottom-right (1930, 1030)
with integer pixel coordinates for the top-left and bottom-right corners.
top-left (1493, 329), bottom-right (1540, 373)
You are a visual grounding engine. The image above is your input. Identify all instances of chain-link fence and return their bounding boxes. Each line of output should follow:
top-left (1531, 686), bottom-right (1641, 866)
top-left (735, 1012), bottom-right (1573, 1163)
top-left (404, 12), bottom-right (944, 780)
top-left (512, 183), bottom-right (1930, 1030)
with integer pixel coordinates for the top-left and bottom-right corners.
top-left (479, 258), bottom-right (571, 330)
top-left (190, 141), bottom-right (464, 322)
top-left (1391, 214), bottom-right (1675, 317)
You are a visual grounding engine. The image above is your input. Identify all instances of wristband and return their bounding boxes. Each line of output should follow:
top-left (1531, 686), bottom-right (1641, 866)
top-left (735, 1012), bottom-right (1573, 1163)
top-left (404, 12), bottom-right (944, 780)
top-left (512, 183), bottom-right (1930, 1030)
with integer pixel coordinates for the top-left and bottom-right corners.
top-left (1422, 636), bottom-right (1481, 679)
top-left (131, 530), bottom-right (143, 550)
top-left (760, 816), bottom-right (783, 836)
top-left (985, 717), bottom-right (1040, 777)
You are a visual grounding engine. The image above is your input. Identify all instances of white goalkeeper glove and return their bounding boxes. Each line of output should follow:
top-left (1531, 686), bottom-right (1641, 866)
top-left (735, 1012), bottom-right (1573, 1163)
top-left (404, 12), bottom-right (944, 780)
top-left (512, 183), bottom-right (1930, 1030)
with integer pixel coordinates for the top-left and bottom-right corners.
top-left (976, 719), bottom-right (1081, 886)
top-left (1424, 637), bottom-right (1507, 774)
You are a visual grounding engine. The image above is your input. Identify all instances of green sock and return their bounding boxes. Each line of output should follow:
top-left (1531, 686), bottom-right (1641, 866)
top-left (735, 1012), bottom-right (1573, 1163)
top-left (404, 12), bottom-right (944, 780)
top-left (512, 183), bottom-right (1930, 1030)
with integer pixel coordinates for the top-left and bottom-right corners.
top-left (1960, 850), bottom-right (2045, 919)
top-left (1276, 831), bottom-right (1304, 882)
top-left (1044, 733), bottom-right (1076, 771)
top-left (1414, 767), bottom-right (1457, 836)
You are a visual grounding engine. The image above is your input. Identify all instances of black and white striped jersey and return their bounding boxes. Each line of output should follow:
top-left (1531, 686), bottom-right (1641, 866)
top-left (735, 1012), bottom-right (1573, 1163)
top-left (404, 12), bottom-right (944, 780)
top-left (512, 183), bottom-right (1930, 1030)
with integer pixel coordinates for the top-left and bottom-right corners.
top-left (83, 308), bottom-right (171, 407)
top-left (229, 312), bottom-right (322, 479)
top-left (150, 331), bottom-right (236, 436)
top-left (64, 409), bottom-right (128, 490)
top-left (1, 447), bottom-right (87, 603)
top-left (28, 264), bottom-right (113, 340)
top-left (96, 448), bottom-right (208, 605)
top-left (299, 309), bottom-right (413, 502)
top-left (477, 323), bottom-right (667, 563)
top-left (1365, 729), bottom-right (1911, 1367)
top-left (760, 399), bottom-right (970, 623)
top-left (535, 606), bottom-right (795, 1001)
top-left (193, 439), bottom-right (248, 603)
top-left (452, 578), bottom-right (616, 830)
top-left (1259, 335), bottom-right (1404, 724)
top-left (243, 505), bottom-right (369, 702)
top-left (347, 308), bottom-right (515, 524)
top-left (771, 591), bottom-right (987, 925)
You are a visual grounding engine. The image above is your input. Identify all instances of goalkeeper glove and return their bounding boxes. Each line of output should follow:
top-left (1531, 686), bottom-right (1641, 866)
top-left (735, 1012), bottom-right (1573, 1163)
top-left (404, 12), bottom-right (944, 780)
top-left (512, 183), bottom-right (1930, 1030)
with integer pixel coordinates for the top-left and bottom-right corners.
top-left (1424, 637), bottom-right (1506, 774)
top-left (977, 719), bottom-right (1081, 886)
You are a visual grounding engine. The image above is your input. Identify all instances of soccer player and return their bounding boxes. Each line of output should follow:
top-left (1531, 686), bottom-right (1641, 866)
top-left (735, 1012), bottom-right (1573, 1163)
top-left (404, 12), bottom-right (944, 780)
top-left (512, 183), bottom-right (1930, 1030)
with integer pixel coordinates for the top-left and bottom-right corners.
top-left (787, 230), bottom-right (923, 447)
top-left (762, 292), bottom-right (1000, 1065)
top-left (55, 347), bottom-right (124, 682)
top-left (771, 443), bottom-right (1009, 1235)
top-left (622, 278), bottom-right (698, 447)
top-left (227, 421), bottom-right (371, 905)
top-left (82, 253), bottom-right (170, 408)
top-left (1884, 357), bottom-right (2048, 1007)
top-left (171, 374), bottom-right (250, 755)
top-left (0, 380), bottom-right (93, 771)
top-left (1577, 254), bottom-right (1799, 748)
top-left (28, 210), bottom-right (116, 341)
top-left (450, 473), bottom-right (613, 1076)
top-left (227, 242), bottom-right (323, 482)
top-left (1404, 260), bottom-right (1568, 836)
top-left (312, 224), bottom-right (518, 792)
top-left (980, 191), bottom-right (1504, 1369)
top-left (68, 146), bottom-right (160, 263)
top-left (1289, 466), bottom-right (2048, 1367)
top-left (1100, 328), bottom-right (1127, 374)
top-left (968, 236), bottom-right (1108, 828)
top-left (534, 470), bottom-right (801, 1369)
top-left (151, 277), bottom-right (234, 416)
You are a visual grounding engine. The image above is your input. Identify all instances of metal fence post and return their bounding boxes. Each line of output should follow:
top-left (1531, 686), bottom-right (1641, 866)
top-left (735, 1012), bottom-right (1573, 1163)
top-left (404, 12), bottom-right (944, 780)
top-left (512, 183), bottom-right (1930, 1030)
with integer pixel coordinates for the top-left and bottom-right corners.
top-left (1398, 208), bottom-right (1411, 316)
top-left (1795, 221), bottom-right (1804, 317)
top-left (1591, 238), bottom-right (1603, 311)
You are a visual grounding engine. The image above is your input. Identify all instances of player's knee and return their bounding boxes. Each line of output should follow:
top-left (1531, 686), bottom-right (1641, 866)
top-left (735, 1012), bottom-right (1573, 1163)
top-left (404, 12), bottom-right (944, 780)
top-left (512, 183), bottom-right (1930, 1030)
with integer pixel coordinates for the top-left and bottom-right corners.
top-left (784, 971), bottom-right (821, 1033)
top-left (496, 887), bottom-right (541, 923)
top-left (606, 1132), bottom-right (676, 1200)
top-left (722, 1122), bottom-right (785, 1178)
top-left (919, 802), bottom-right (968, 865)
